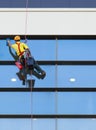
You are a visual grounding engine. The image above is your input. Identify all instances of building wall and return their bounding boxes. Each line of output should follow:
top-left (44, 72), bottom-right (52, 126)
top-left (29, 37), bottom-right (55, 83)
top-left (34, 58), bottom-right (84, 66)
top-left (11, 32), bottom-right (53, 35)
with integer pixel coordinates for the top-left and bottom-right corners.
top-left (0, 8), bottom-right (96, 35)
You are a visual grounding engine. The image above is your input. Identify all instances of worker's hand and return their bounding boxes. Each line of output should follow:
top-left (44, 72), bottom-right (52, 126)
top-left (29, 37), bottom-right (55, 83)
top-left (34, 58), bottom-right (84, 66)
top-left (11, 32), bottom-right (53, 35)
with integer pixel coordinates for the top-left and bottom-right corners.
top-left (25, 48), bottom-right (29, 52)
top-left (25, 38), bottom-right (27, 43)
top-left (6, 38), bottom-right (11, 46)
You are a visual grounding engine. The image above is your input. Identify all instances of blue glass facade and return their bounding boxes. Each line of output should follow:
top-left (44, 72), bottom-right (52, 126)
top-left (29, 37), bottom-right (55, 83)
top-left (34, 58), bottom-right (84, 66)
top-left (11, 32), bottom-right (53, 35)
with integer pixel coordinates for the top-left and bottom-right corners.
top-left (1, 36), bottom-right (96, 129)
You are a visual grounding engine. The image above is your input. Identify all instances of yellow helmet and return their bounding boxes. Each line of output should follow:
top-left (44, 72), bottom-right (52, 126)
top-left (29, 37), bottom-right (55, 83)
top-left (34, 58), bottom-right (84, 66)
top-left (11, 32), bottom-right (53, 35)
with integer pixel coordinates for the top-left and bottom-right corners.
top-left (14, 35), bottom-right (21, 41)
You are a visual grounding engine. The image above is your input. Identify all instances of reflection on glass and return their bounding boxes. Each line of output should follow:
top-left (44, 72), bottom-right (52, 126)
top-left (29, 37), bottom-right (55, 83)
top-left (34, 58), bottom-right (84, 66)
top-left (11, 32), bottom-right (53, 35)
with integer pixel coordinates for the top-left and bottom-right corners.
top-left (58, 66), bottom-right (96, 87)
top-left (0, 66), bottom-right (24, 87)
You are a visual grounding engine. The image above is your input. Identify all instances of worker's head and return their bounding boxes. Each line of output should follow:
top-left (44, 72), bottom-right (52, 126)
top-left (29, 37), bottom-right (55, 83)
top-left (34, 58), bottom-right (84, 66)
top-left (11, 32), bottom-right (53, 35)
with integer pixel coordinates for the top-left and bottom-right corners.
top-left (14, 35), bottom-right (21, 41)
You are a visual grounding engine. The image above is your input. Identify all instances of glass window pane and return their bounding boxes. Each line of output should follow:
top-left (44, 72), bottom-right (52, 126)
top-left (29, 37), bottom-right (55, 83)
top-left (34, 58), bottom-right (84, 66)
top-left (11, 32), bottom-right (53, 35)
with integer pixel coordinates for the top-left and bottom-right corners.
top-left (58, 92), bottom-right (96, 114)
top-left (0, 119), bottom-right (96, 130)
top-left (2, 39), bottom-right (96, 60)
top-left (58, 40), bottom-right (96, 60)
top-left (0, 92), bottom-right (96, 114)
top-left (0, 40), bottom-right (13, 60)
top-left (58, 65), bottom-right (96, 87)
top-left (32, 92), bottom-right (55, 114)
top-left (0, 119), bottom-right (30, 130)
top-left (0, 92), bottom-right (55, 114)
top-left (58, 119), bottom-right (96, 130)
top-left (27, 40), bottom-right (56, 60)
top-left (0, 65), bottom-right (56, 88)
top-left (0, 66), bottom-right (24, 87)
top-left (1, 65), bottom-right (96, 88)
top-left (0, 92), bottom-right (30, 114)
top-left (0, 40), bottom-right (56, 61)
top-left (0, 119), bottom-right (55, 130)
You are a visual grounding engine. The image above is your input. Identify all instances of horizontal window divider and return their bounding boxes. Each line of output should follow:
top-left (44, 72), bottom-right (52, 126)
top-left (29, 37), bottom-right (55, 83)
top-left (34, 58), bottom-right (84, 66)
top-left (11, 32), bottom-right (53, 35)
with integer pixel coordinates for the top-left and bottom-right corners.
top-left (0, 87), bottom-right (96, 92)
top-left (1, 61), bottom-right (96, 65)
top-left (1, 35), bottom-right (96, 39)
top-left (0, 114), bottom-right (96, 118)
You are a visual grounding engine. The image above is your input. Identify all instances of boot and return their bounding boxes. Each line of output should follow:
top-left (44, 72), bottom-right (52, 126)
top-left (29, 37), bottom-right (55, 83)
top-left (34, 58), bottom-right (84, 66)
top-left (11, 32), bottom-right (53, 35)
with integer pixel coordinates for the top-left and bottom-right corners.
top-left (41, 71), bottom-right (46, 79)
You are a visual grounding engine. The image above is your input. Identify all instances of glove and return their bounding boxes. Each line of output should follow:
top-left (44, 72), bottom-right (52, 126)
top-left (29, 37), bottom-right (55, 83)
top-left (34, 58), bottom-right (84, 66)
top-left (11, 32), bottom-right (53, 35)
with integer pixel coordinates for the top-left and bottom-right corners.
top-left (6, 38), bottom-right (10, 46)
top-left (25, 38), bottom-right (27, 43)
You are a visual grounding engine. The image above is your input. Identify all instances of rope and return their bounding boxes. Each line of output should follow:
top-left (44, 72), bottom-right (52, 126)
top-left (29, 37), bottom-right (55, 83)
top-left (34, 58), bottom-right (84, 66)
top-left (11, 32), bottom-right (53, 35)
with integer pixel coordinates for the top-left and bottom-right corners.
top-left (25, 0), bottom-right (29, 40)
top-left (55, 38), bottom-right (58, 130)
top-left (30, 70), bottom-right (33, 130)
top-left (25, 0), bottom-right (33, 130)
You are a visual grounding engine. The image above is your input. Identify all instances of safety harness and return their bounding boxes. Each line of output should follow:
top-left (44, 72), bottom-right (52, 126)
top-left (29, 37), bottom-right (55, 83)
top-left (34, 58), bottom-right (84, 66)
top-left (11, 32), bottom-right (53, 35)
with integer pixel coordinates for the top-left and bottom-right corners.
top-left (17, 42), bottom-right (25, 57)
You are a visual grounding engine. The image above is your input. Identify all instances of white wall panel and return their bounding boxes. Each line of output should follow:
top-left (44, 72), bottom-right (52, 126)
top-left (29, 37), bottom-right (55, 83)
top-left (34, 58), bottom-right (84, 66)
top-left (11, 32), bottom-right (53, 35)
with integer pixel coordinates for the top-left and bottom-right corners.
top-left (0, 8), bottom-right (96, 35)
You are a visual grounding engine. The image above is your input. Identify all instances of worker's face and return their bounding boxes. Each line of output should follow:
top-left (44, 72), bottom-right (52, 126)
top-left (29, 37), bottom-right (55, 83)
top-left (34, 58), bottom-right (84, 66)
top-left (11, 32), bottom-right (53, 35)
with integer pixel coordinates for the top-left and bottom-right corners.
top-left (15, 40), bottom-right (20, 44)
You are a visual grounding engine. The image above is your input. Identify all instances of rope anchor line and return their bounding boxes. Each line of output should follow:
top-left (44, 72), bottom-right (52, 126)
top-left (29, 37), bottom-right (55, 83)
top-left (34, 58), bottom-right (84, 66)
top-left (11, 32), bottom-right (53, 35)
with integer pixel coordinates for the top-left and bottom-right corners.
top-left (24, 0), bottom-right (33, 130)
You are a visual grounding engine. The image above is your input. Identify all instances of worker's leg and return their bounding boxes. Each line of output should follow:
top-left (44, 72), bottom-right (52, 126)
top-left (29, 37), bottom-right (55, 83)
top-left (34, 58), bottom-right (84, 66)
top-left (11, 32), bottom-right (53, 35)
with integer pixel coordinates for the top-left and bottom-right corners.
top-left (32, 57), bottom-right (44, 72)
top-left (32, 57), bottom-right (46, 79)
top-left (32, 70), bottom-right (43, 79)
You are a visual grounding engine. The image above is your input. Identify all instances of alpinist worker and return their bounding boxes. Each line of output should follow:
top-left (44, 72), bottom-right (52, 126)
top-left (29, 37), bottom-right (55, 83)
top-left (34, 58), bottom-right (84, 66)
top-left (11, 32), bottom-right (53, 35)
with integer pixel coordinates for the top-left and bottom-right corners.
top-left (7, 35), bottom-right (46, 79)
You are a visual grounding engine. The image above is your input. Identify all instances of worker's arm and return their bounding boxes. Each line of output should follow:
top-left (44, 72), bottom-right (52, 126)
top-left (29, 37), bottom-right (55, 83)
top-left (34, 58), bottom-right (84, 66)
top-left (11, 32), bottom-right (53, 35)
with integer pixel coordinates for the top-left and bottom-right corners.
top-left (8, 45), bottom-right (18, 60)
top-left (23, 43), bottom-right (29, 50)
top-left (23, 44), bottom-right (32, 57)
top-left (6, 40), bottom-right (12, 47)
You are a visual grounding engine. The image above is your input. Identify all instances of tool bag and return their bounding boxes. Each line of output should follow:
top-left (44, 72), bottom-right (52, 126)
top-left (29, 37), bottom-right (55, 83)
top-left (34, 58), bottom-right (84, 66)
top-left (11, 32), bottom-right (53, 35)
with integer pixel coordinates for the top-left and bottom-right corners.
top-left (15, 61), bottom-right (23, 70)
top-left (26, 57), bottom-right (34, 69)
